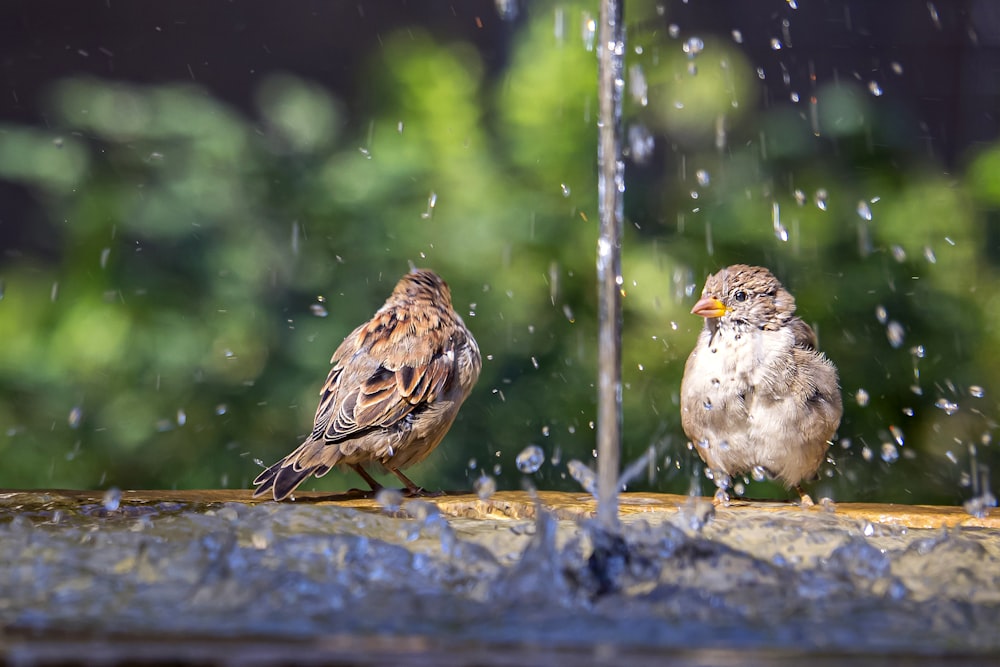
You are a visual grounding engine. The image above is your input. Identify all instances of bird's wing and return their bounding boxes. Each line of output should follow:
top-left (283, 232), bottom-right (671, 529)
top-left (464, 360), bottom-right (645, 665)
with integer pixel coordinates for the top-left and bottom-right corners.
top-left (789, 317), bottom-right (818, 351)
top-left (311, 317), bottom-right (456, 443)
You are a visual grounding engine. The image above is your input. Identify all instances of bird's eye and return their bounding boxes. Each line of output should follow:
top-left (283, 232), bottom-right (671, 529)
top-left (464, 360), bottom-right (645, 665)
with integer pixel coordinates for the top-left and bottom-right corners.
top-left (733, 290), bottom-right (748, 302)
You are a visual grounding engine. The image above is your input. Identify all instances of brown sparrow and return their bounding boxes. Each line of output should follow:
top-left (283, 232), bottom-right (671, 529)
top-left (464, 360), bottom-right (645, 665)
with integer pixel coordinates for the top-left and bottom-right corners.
top-left (680, 264), bottom-right (842, 504)
top-left (253, 268), bottom-right (481, 501)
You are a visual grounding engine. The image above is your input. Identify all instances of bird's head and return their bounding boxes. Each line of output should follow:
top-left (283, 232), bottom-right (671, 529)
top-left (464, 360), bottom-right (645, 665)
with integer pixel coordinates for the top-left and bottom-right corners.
top-left (691, 264), bottom-right (796, 331)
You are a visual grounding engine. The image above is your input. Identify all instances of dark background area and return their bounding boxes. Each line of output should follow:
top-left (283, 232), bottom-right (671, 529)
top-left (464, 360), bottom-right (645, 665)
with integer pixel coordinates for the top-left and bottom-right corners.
top-left (1, 0), bottom-right (998, 505)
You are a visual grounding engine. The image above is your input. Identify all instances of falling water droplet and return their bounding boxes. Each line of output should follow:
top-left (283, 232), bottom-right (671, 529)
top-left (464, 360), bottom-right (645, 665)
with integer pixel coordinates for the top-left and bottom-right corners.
top-left (581, 13), bottom-right (596, 51)
top-left (68, 406), bottom-right (83, 429)
top-left (495, 0), bottom-right (518, 21)
top-left (855, 389), bottom-right (870, 407)
top-left (731, 29), bottom-right (743, 43)
top-left (627, 125), bottom-right (654, 164)
top-left (868, 81), bottom-right (883, 96)
top-left (176, 409), bottom-right (186, 427)
top-left (770, 38), bottom-right (783, 50)
top-left (695, 169), bottom-right (710, 187)
top-left (751, 465), bottom-right (766, 482)
top-left (886, 321), bottom-right (905, 348)
top-left (560, 183), bottom-right (571, 197)
top-left (50, 281), bottom-right (59, 302)
top-left (881, 443), bottom-right (899, 463)
top-left (934, 398), bottom-right (959, 415)
top-left (857, 201), bottom-right (872, 221)
top-left (100, 247), bottom-right (111, 269)
top-left (875, 305), bottom-right (888, 324)
top-left (473, 474), bottom-right (496, 500)
top-left (891, 245), bottom-right (907, 262)
top-left (550, 445), bottom-right (562, 465)
top-left (927, 2), bottom-right (942, 30)
top-left (772, 201), bottom-right (788, 242)
top-left (629, 64), bottom-right (648, 106)
top-left (420, 191), bottom-right (438, 219)
top-left (215, 404), bottom-right (228, 416)
top-left (567, 459), bottom-right (597, 496)
top-left (516, 445), bottom-right (545, 474)
top-left (682, 36), bottom-right (704, 56)
top-left (969, 385), bottom-right (985, 398)
top-left (291, 221), bottom-right (300, 256)
top-left (889, 425), bottom-right (904, 446)
top-left (310, 302), bottom-right (328, 317)
top-left (815, 189), bottom-right (828, 211)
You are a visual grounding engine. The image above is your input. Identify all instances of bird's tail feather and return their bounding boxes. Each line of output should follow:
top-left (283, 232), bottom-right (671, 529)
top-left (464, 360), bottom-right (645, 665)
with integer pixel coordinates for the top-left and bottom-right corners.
top-left (252, 440), bottom-right (338, 501)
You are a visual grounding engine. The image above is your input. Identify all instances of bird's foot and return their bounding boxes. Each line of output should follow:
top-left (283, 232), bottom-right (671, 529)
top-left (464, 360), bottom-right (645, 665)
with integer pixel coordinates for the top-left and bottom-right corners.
top-left (795, 484), bottom-right (815, 507)
top-left (713, 488), bottom-right (731, 506)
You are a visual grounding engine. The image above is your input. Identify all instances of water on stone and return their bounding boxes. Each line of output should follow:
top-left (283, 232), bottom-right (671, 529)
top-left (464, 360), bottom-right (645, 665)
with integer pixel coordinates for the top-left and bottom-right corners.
top-left (0, 491), bottom-right (998, 654)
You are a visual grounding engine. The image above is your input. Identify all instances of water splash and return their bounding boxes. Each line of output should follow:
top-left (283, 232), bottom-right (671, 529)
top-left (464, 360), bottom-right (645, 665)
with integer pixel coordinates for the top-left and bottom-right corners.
top-left (376, 488), bottom-right (403, 512)
top-left (101, 487), bottom-right (122, 512)
top-left (473, 474), bottom-right (497, 500)
top-left (567, 459), bottom-right (597, 496)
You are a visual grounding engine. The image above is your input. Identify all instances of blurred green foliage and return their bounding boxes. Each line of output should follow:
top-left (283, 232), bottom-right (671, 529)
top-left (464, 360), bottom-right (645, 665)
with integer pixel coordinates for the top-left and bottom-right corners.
top-left (0, 1), bottom-right (996, 504)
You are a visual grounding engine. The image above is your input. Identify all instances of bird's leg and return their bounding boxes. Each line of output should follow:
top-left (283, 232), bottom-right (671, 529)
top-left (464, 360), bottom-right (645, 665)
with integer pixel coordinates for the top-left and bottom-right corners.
top-left (794, 484), bottom-right (815, 507)
top-left (389, 467), bottom-right (437, 497)
top-left (350, 464), bottom-right (384, 492)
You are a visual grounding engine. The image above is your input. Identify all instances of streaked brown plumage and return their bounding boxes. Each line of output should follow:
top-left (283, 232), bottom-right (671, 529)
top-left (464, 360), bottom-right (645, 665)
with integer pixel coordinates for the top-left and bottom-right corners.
top-left (680, 264), bottom-right (842, 504)
top-left (253, 268), bottom-right (481, 501)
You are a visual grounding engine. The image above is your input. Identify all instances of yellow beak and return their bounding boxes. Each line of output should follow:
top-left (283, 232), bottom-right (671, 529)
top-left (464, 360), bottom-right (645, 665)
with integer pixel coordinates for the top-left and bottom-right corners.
top-left (691, 296), bottom-right (729, 319)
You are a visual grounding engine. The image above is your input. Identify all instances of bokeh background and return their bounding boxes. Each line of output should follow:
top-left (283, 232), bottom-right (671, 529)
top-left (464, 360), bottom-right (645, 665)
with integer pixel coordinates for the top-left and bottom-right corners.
top-left (1, 0), bottom-right (998, 504)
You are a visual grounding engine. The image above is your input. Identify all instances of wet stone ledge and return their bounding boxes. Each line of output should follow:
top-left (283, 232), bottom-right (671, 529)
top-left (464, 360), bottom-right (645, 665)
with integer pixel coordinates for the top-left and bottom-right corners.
top-left (1, 487), bottom-right (996, 529)
top-left (0, 489), bottom-right (998, 666)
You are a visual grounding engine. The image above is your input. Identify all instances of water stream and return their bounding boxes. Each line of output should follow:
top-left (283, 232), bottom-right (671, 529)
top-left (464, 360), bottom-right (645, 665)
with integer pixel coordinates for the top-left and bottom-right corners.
top-left (595, 0), bottom-right (626, 532)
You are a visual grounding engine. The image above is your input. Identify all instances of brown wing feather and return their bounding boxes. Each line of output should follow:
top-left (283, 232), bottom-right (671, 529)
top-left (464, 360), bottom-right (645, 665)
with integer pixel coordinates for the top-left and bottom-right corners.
top-left (309, 310), bottom-right (455, 444)
top-left (789, 317), bottom-right (818, 351)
